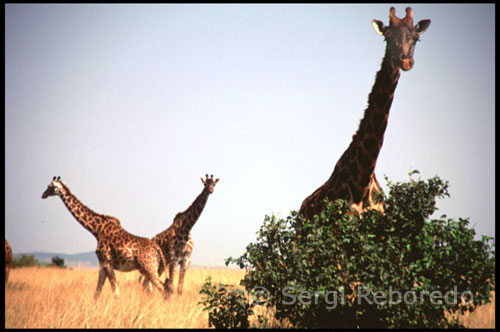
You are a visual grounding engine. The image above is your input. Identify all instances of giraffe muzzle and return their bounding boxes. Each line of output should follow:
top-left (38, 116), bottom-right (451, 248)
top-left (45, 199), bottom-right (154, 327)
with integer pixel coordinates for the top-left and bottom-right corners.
top-left (402, 59), bottom-right (412, 71)
top-left (399, 54), bottom-right (414, 71)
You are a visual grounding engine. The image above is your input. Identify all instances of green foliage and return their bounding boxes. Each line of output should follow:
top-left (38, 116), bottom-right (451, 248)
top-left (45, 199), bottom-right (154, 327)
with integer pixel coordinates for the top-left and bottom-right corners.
top-left (51, 255), bottom-right (66, 268)
top-left (199, 277), bottom-right (253, 329)
top-left (12, 254), bottom-right (39, 268)
top-left (12, 254), bottom-right (67, 268)
top-left (200, 173), bottom-right (495, 328)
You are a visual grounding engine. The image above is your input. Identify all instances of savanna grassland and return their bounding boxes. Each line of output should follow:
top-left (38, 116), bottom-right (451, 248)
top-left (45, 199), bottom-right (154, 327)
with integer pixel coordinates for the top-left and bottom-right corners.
top-left (5, 266), bottom-right (245, 328)
top-left (5, 266), bottom-right (494, 328)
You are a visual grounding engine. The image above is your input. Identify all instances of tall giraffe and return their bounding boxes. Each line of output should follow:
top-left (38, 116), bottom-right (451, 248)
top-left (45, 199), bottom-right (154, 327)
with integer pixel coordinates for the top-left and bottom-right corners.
top-left (42, 176), bottom-right (168, 299)
top-left (299, 7), bottom-right (431, 220)
top-left (150, 174), bottom-right (219, 296)
top-left (5, 239), bottom-right (12, 284)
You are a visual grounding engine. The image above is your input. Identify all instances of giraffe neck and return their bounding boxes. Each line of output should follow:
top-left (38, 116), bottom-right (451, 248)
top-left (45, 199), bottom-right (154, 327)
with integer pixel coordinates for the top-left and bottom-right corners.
top-left (299, 44), bottom-right (403, 219)
top-left (58, 184), bottom-right (104, 238)
top-left (344, 48), bottom-right (401, 199)
top-left (173, 187), bottom-right (210, 236)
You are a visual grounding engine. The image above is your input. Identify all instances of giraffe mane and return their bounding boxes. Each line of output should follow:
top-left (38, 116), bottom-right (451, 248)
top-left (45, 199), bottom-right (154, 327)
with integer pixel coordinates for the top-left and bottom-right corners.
top-left (174, 211), bottom-right (185, 221)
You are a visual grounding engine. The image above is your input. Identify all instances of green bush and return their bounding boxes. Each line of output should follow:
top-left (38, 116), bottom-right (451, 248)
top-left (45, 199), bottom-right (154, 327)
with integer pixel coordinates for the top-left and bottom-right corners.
top-left (199, 277), bottom-right (253, 329)
top-left (51, 255), bottom-right (66, 268)
top-left (200, 172), bottom-right (495, 328)
top-left (12, 254), bottom-right (67, 268)
top-left (12, 254), bottom-right (39, 268)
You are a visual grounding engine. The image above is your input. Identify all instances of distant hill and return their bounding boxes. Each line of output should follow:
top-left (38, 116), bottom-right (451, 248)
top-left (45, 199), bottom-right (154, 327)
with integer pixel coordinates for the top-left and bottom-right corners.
top-left (15, 251), bottom-right (98, 268)
top-left (15, 251), bottom-right (225, 268)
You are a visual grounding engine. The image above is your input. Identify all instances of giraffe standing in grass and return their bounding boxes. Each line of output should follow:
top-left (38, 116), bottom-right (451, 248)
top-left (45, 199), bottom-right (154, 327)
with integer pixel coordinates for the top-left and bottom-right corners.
top-left (42, 176), bottom-right (168, 299)
top-left (299, 7), bottom-right (431, 220)
top-left (5, 239), bottom-right (12, 284)
top-left (147, 174), bottom-right (219, 296)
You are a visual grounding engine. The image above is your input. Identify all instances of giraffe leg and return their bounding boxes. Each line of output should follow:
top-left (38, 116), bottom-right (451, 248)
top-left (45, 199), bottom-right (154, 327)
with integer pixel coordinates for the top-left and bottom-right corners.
top-left (164, 263), bottom-right (176, 297)
top-left (138, 273), bottom-right (154, 294)
top-left (139, 271), bottom-right (163, 293)
top-left (177, 255), bottom-right (191, 295)
top-left (146, 273), bottom-right (166, 297)
top-left (5, 265), bottom-right (10, 284)
top-left (157, 257), bottom-right (165, 280)
top-left (94, 266), bottom-right (107, 300)
top-left (101, 263), bottom-right (119, 297)
top-left (137, 261), bottom-right (168, 299)
top-left (142, 277), bottom-right (153, 293)
top-left (95, 245), bottom-right (119, 297)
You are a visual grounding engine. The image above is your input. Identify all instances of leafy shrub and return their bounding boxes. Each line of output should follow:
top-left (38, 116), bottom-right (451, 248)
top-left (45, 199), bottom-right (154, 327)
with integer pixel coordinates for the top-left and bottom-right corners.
top-left (200, 172), bottom-right (495, 328)
top-left (51, 256), bottom-right (66, 268)
top-left (199, 277), bottom-right (253, 329)
top-left (12, 254), bottom-right (39, 268)
top-left (12, 254), bottom-right (67, 268)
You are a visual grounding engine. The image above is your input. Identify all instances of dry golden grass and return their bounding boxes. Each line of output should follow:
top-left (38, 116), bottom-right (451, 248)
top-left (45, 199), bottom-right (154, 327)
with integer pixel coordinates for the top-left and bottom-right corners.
top-left (446, 291), bottom-right (496, 329)
top-left (5, 266), bottom-right (245, 328)
top-left (5, 266), bottom-right (494, 328)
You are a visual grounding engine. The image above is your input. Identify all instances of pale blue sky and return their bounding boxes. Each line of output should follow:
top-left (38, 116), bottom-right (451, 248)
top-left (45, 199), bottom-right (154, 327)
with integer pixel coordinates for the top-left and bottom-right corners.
top-left (5, 4), bottom-right (495, 266)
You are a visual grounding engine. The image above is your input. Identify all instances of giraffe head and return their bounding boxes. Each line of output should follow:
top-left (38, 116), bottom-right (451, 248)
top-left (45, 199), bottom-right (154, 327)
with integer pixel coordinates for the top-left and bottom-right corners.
top-left (42, 176), bottom-right (64, 199)
top-left (372, 7), bottom-right (431, 71)
top-left (200, 174), bottom-right (219, 194)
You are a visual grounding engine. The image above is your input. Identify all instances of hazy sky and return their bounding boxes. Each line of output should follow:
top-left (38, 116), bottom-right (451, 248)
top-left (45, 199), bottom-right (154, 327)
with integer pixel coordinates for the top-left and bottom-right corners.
top-left (5, 4), bottom-right (494, 266)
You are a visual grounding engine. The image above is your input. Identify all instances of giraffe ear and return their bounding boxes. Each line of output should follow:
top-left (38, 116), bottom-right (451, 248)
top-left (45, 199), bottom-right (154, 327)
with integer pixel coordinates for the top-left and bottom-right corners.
top-left (200, 177), bottom-right (205, 184)
top-left (372, 20), bottom-right (387, 36)
top-left (215, 178), bottom-right (219, 184)
top-left (415, 19), bottom-right (431, 35)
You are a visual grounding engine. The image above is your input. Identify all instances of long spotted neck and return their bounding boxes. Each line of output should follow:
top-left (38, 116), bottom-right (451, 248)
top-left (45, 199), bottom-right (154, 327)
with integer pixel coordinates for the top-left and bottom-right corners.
top-left (58, 183), bottom-right (104, 238)
top-left (344, 48), bottom-right (400, 202)
top-left (173, 186), bottom-right (210, 236)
